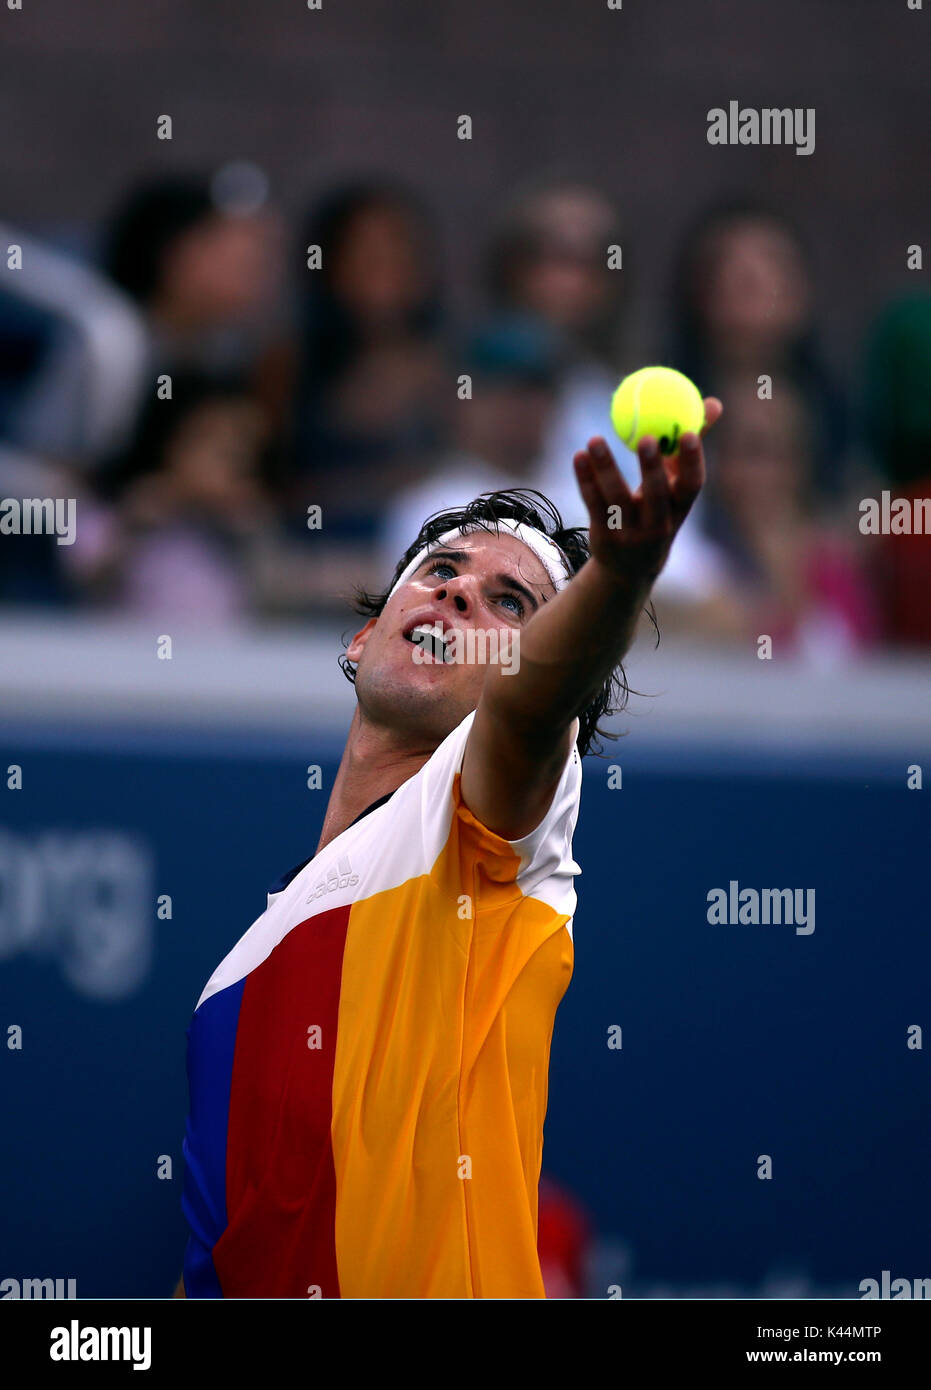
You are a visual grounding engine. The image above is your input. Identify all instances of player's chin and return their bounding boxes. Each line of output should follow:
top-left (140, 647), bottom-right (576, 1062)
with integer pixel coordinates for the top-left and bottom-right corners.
top-left (401, 651), bottom-right (485, 705)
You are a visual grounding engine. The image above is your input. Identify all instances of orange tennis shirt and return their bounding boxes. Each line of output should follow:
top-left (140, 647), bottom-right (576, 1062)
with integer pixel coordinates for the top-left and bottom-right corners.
top-left (181, 709), bottom-right (583, 1297)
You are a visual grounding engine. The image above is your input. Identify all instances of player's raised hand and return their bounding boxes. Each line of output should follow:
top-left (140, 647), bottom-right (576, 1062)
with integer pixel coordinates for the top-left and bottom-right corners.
top-left (572, 397), bottom-right (723, 586)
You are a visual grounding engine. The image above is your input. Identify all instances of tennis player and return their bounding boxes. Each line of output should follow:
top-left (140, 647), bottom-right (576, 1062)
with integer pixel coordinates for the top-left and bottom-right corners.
top-left (176, 406), bottom-right (721, 1299)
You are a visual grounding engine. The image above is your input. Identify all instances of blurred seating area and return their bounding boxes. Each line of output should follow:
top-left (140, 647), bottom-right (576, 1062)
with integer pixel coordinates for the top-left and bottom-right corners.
top-left (1, 166), bottom-right (928, 656)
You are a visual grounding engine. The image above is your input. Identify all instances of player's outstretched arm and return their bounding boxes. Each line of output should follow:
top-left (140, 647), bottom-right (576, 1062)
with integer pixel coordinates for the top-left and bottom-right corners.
top-left (461, 401), bottom-right (722, 841)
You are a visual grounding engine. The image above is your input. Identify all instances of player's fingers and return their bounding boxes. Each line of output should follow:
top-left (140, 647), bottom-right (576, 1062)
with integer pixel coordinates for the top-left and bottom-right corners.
top-left (670, 431), bottom-right (705, 517)
top-left (584, 437), bottom-right (633, 510)
top-left (637, 436), bottom-right (672, 531)
top-left (573, 449), bottom-right (610, 520)
top-left (701, 397), bottom-right (723, 434)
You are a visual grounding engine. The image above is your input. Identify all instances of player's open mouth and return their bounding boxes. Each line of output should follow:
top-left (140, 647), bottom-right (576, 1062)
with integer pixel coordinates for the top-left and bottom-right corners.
top-left (403, 623), bottom-right (451, 663)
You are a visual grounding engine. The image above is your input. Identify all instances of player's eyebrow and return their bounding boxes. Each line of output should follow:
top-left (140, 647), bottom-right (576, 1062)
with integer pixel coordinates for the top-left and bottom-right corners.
top-left (415, 548), bottom-right (542, 611)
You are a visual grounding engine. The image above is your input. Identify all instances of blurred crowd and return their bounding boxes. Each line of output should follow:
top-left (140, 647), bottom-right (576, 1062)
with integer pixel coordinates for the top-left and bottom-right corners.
top-left (1, 164), bottom-right (929, 655)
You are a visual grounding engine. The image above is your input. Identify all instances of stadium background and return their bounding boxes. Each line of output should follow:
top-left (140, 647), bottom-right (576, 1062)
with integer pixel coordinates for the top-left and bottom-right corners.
top-left (1, 0), bottom-right (929, 1297)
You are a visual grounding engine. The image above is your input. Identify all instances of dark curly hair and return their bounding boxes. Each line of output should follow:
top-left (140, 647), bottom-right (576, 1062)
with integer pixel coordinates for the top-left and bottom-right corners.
top-left (338, 487), bottom-right (637, 758)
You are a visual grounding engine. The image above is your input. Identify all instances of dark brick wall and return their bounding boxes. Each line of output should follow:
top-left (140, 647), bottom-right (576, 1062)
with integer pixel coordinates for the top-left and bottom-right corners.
top-left (2, 0), bottom-right (927, 369)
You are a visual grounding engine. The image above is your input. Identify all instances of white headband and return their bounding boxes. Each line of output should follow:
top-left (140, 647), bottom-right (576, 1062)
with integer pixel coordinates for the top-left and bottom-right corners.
top-left (388, 519), bottom-right (573, 599)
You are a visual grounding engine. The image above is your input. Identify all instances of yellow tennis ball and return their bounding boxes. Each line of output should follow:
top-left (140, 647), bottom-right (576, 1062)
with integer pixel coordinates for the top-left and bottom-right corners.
top-left (610, 366), bottom-right (705, 456)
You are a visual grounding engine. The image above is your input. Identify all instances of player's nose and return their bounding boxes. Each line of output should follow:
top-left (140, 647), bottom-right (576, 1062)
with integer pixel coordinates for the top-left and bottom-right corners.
top-left (434, 580), bottom-right (473, 615)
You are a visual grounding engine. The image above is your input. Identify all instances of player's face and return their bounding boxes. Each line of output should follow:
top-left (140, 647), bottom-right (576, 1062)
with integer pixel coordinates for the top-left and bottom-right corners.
top-left (348, 532), bottom-right (555, 741)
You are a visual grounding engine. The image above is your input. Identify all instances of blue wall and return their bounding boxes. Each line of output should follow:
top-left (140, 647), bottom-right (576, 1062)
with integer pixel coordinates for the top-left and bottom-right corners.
top-left (1, 723), bottom-right (927, 1297)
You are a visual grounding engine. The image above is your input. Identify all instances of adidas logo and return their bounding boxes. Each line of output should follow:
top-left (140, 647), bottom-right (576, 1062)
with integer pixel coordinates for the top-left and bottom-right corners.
top-left (306, 854), bottom-right (359, 903)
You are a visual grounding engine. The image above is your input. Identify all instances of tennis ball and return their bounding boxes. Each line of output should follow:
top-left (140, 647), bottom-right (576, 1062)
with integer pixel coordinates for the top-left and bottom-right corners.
top-left (610, 366), bottom-right (705, 456)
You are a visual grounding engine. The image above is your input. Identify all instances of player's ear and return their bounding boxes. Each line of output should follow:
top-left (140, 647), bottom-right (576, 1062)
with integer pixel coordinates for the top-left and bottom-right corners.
top-left (346, 618), bottom-right (378, 662)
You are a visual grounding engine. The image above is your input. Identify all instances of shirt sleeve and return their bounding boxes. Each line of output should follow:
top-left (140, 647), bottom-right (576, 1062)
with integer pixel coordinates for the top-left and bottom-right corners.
top-left (418, 709), bottom-right (583, 905)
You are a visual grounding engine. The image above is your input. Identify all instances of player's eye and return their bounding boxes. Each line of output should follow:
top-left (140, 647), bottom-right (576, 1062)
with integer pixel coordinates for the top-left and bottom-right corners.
top-left (428, 560), bottom-right (525, 617)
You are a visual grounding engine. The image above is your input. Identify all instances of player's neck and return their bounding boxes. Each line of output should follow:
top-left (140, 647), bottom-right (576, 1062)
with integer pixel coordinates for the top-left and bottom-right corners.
top-left (314, 707), bottom-right (436, 855)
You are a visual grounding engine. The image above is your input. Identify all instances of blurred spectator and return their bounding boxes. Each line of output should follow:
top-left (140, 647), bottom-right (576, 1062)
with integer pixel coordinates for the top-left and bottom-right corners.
top-left (104, 168), bottom-right (282, 374)
top-left (654, 382), bottom-right (879, 662)
top-left (668, 199), bottom-right (849, 500)
top-left (65, 372), bottom-right (272, 622)
top-left (291, 180), bottom-right (449, 545)
top-left (379, 315), bottom-right (561, 576)
top-left (483, 176), bottom-right (638, 508)
top-left (861, 294), bottom-right (931, 647)
top-left (0, 220), bottom-right (149, 464)
top-left (537, 1173), bottom-right (593, 1299)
